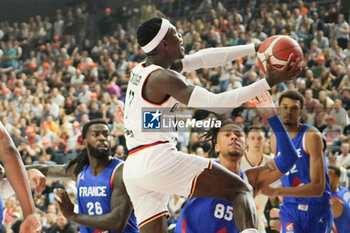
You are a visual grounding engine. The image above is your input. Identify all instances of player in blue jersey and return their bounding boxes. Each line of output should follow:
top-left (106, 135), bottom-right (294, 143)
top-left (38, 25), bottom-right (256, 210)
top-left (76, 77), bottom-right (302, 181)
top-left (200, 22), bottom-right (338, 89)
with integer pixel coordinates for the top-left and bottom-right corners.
top-left (265, 90), bottom-right (333, 233)
top-left (28, 117), bottom-right (139, 233)
top-left (328, 165), bottom-right (350, 233)
top-left (175, 92), bottom-right (300, 233)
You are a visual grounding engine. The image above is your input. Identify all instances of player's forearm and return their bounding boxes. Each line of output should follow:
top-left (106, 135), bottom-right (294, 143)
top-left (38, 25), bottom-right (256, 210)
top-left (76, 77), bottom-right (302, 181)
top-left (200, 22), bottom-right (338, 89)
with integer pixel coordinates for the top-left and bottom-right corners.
top-left (25, 164), bottom-right (73, 180)
top-left (268, 115), bottom-right (298, 174)
top-left (71, 212), bottom-right (129, 233)
top-left (26, 164), bottom-right (49, 176)
top-left (187, 79), bottom-right (270, 110)
top-left (270, 183), bottom-right (325, 197)
top-left (181, 44), bottom-right (255, 73)
top-left (4, 149), bottom-right (36, 217)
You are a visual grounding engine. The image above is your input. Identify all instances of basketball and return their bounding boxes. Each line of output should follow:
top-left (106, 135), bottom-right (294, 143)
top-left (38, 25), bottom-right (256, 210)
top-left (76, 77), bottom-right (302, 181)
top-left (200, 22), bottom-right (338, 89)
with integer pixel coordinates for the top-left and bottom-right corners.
top-left (257, 35), bottom-right (303, 74)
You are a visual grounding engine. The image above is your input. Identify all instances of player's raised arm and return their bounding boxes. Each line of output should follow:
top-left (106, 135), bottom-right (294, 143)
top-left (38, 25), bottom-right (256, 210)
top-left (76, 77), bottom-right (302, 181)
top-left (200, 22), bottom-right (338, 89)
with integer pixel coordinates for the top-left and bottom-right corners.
top-left (146, 54), bottom-right (300, 113)
top-left (55, 163), bottom-right (133, 233)
top-left (245, 92), bottom-right (299, 191)
top-left (171, 43), bottom-right (257, 73)
top-left (262, 128), bottom-right (326, 197)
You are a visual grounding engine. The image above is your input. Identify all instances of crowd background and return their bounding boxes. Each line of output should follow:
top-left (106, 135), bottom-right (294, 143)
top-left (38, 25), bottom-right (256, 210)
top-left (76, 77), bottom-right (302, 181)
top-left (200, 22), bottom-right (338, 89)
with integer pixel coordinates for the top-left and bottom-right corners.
top-left (0, 0), bottom-right (349, 232)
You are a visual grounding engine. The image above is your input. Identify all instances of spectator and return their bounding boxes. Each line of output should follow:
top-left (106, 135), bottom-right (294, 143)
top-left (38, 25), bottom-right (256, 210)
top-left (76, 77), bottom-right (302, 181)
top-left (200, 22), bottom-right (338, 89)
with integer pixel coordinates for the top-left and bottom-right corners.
top-left (88, 101), bottom-right (102, 120)
top-left (313, 30), bottom-right (329, 49)
top-left (323, 115), bottom-right (343, 151)
top-left (312, 54), bottom-right (326, 79)
top-left (333, 13), bottom-right (350, 50)
top-left (328, 154), bottom-right (349, 188)
top-left (98, 8), bottom-right (114, 38)
top-left (330, 99), bottom-right (349, 127)
top-left (304, 89), bottom-right (319, 113)
top-left (48, 213), bottom-right (77, 233)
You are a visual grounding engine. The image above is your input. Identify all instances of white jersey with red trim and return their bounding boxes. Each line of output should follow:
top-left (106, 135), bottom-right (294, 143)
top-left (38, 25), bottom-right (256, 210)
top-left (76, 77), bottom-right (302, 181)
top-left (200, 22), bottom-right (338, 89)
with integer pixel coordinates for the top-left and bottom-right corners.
top-left (124, 63), bottom-right (180, 150)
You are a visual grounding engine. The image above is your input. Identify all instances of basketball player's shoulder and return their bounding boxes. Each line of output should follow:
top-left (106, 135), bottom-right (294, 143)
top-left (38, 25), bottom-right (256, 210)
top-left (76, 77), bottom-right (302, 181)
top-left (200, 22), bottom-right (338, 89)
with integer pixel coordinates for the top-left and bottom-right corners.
top-left (304, 124), bottom-right (322, 135)
top-left (111, 158), bottom-right (125, 171)
top-left (150, 68), bottom-right (185, 85)
top-left (303, 124), bottom-right (324, 150)
top-left (152, 67), bottom-right (181, 78)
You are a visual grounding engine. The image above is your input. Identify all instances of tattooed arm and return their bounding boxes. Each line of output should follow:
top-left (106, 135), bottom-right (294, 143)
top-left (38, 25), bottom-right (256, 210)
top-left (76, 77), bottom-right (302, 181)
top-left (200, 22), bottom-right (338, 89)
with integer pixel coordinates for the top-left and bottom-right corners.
top-left (245, 158), bottom-right (282, 194)
top-left (246, 92), bottom-right (299, 194)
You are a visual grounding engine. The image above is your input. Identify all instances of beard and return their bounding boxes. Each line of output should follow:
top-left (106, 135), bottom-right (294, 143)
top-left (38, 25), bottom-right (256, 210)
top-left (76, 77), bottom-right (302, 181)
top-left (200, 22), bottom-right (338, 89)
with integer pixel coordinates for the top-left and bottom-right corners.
top-left (228, 150), bottom-right (242, 157)
top-left (87, 143), bottom-right (111, 160)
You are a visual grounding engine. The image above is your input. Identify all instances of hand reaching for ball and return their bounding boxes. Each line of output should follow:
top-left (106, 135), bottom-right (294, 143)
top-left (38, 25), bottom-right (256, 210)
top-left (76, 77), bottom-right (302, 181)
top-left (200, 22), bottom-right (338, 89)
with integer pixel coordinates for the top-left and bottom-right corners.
top-left (265, 54), bottom-right (301, 87)
top-left (257, 35), bottom-right (303, 87)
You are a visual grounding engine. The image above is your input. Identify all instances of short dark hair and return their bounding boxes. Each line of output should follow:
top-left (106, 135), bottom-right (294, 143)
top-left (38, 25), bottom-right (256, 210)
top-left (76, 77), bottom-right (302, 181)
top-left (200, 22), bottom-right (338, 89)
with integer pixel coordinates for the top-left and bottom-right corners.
top-left (279, 90), bottom-right (305, 109)
top-left (137, 17), bottom-right (162, 48)
top-left (247, 126), bottom-right (264, 135)
top-left (82, 119), bottom-right (109, 139)
top-left (328, 165), bottom-right (341, 177)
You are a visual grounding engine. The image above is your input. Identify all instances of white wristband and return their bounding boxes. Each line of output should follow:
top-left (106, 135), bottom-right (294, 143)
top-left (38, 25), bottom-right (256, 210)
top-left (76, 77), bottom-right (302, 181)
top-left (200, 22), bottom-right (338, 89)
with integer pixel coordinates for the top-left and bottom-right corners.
top-left (241, 229), bottom-right (259, 233)
top-left (181, 44), bottom-right (255, 73)
top-left (187, 79), bottom-right (270, 110)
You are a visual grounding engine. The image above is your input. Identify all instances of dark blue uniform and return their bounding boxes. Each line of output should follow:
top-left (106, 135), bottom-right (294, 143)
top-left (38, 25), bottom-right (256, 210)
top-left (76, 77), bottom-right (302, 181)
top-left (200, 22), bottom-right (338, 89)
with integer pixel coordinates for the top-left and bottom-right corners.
top-left (174, 160), bottom-right (247, 233)
top-left (77, 158), bottom-right (139, 233)
top-left (277, 124), bottom-right (333, 233)
top-left (332, 186), bottom-right (350, 233)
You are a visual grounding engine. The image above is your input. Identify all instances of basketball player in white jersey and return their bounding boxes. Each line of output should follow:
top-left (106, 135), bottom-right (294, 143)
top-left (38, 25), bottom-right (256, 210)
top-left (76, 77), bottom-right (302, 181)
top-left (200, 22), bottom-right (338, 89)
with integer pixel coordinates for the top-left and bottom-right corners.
top-left (123, 17), bottom-right (301, 233)
top-left (241, 126), bottom-right (272, 233)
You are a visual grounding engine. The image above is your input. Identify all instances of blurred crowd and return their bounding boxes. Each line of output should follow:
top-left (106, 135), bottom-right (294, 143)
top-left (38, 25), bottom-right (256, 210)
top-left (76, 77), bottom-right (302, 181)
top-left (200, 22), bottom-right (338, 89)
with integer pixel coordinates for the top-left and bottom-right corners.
top-left (0, 0), bottom-right (349, 232)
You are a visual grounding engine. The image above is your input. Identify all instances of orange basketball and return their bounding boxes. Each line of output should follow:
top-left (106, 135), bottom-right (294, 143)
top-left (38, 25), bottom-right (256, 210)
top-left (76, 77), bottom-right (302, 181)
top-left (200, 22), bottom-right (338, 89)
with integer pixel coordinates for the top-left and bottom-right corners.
top-left (257, 35), bottom-right (303, 74)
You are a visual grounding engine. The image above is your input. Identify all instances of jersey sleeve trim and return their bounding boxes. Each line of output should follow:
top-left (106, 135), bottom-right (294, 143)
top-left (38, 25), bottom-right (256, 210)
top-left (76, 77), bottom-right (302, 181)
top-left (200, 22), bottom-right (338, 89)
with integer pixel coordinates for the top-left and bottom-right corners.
top-left (110, 162), bottom-right (123, 190)
top-left (138, 210), bottom-right (171, 229)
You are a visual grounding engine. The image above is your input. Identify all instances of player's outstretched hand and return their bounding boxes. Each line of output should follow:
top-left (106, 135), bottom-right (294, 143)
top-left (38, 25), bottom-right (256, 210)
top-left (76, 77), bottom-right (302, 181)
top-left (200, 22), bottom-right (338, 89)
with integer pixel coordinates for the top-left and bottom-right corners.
top-left (253, 92), bottom-right (276, 119)
top-left (265, 54), bottom-right (302, 87)
top-left (19, 213), bottom-right (41, 233)
top-left (27, 169), bottom-right (46, 195)
top-left (115, 104), bottom-right (124, 124)
top-left (54, 188), bottom-right (75, 220)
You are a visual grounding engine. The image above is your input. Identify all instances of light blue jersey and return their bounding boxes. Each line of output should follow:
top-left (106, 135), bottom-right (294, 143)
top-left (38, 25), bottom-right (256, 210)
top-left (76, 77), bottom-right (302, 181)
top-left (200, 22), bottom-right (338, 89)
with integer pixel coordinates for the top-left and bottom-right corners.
top-left (77, 158), bottom-right (139, 233)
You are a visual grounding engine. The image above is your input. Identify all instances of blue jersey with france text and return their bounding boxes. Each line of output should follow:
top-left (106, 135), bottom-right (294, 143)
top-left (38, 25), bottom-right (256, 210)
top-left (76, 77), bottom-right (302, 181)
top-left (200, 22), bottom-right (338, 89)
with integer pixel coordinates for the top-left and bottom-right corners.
top-left (277, 124), bottom-right (331, 205)
top-left (332, 186), bottom-right (350, 233)
top-left (77, 158), bottom-right (139, 233)
top-left (175, 161), bottom-right (247, 233)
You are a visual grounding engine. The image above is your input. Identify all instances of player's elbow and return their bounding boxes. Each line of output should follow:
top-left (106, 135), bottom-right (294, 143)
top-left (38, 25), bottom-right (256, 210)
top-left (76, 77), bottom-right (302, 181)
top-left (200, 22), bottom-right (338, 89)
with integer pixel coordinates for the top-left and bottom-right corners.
top-left (107, 221), bottom-right (127, 233)
top-left (312, 182), bottom-right (325, 197)
top-left (108, 226), bottom-right (123, 233)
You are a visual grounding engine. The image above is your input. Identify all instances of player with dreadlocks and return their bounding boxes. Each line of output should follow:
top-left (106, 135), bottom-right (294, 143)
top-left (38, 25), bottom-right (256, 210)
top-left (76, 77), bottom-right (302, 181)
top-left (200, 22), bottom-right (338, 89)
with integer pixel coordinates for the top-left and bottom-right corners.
top-left (27, 114), bottom-right (139, 233)
top-left (174, 92), bottom-right (301, 233)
